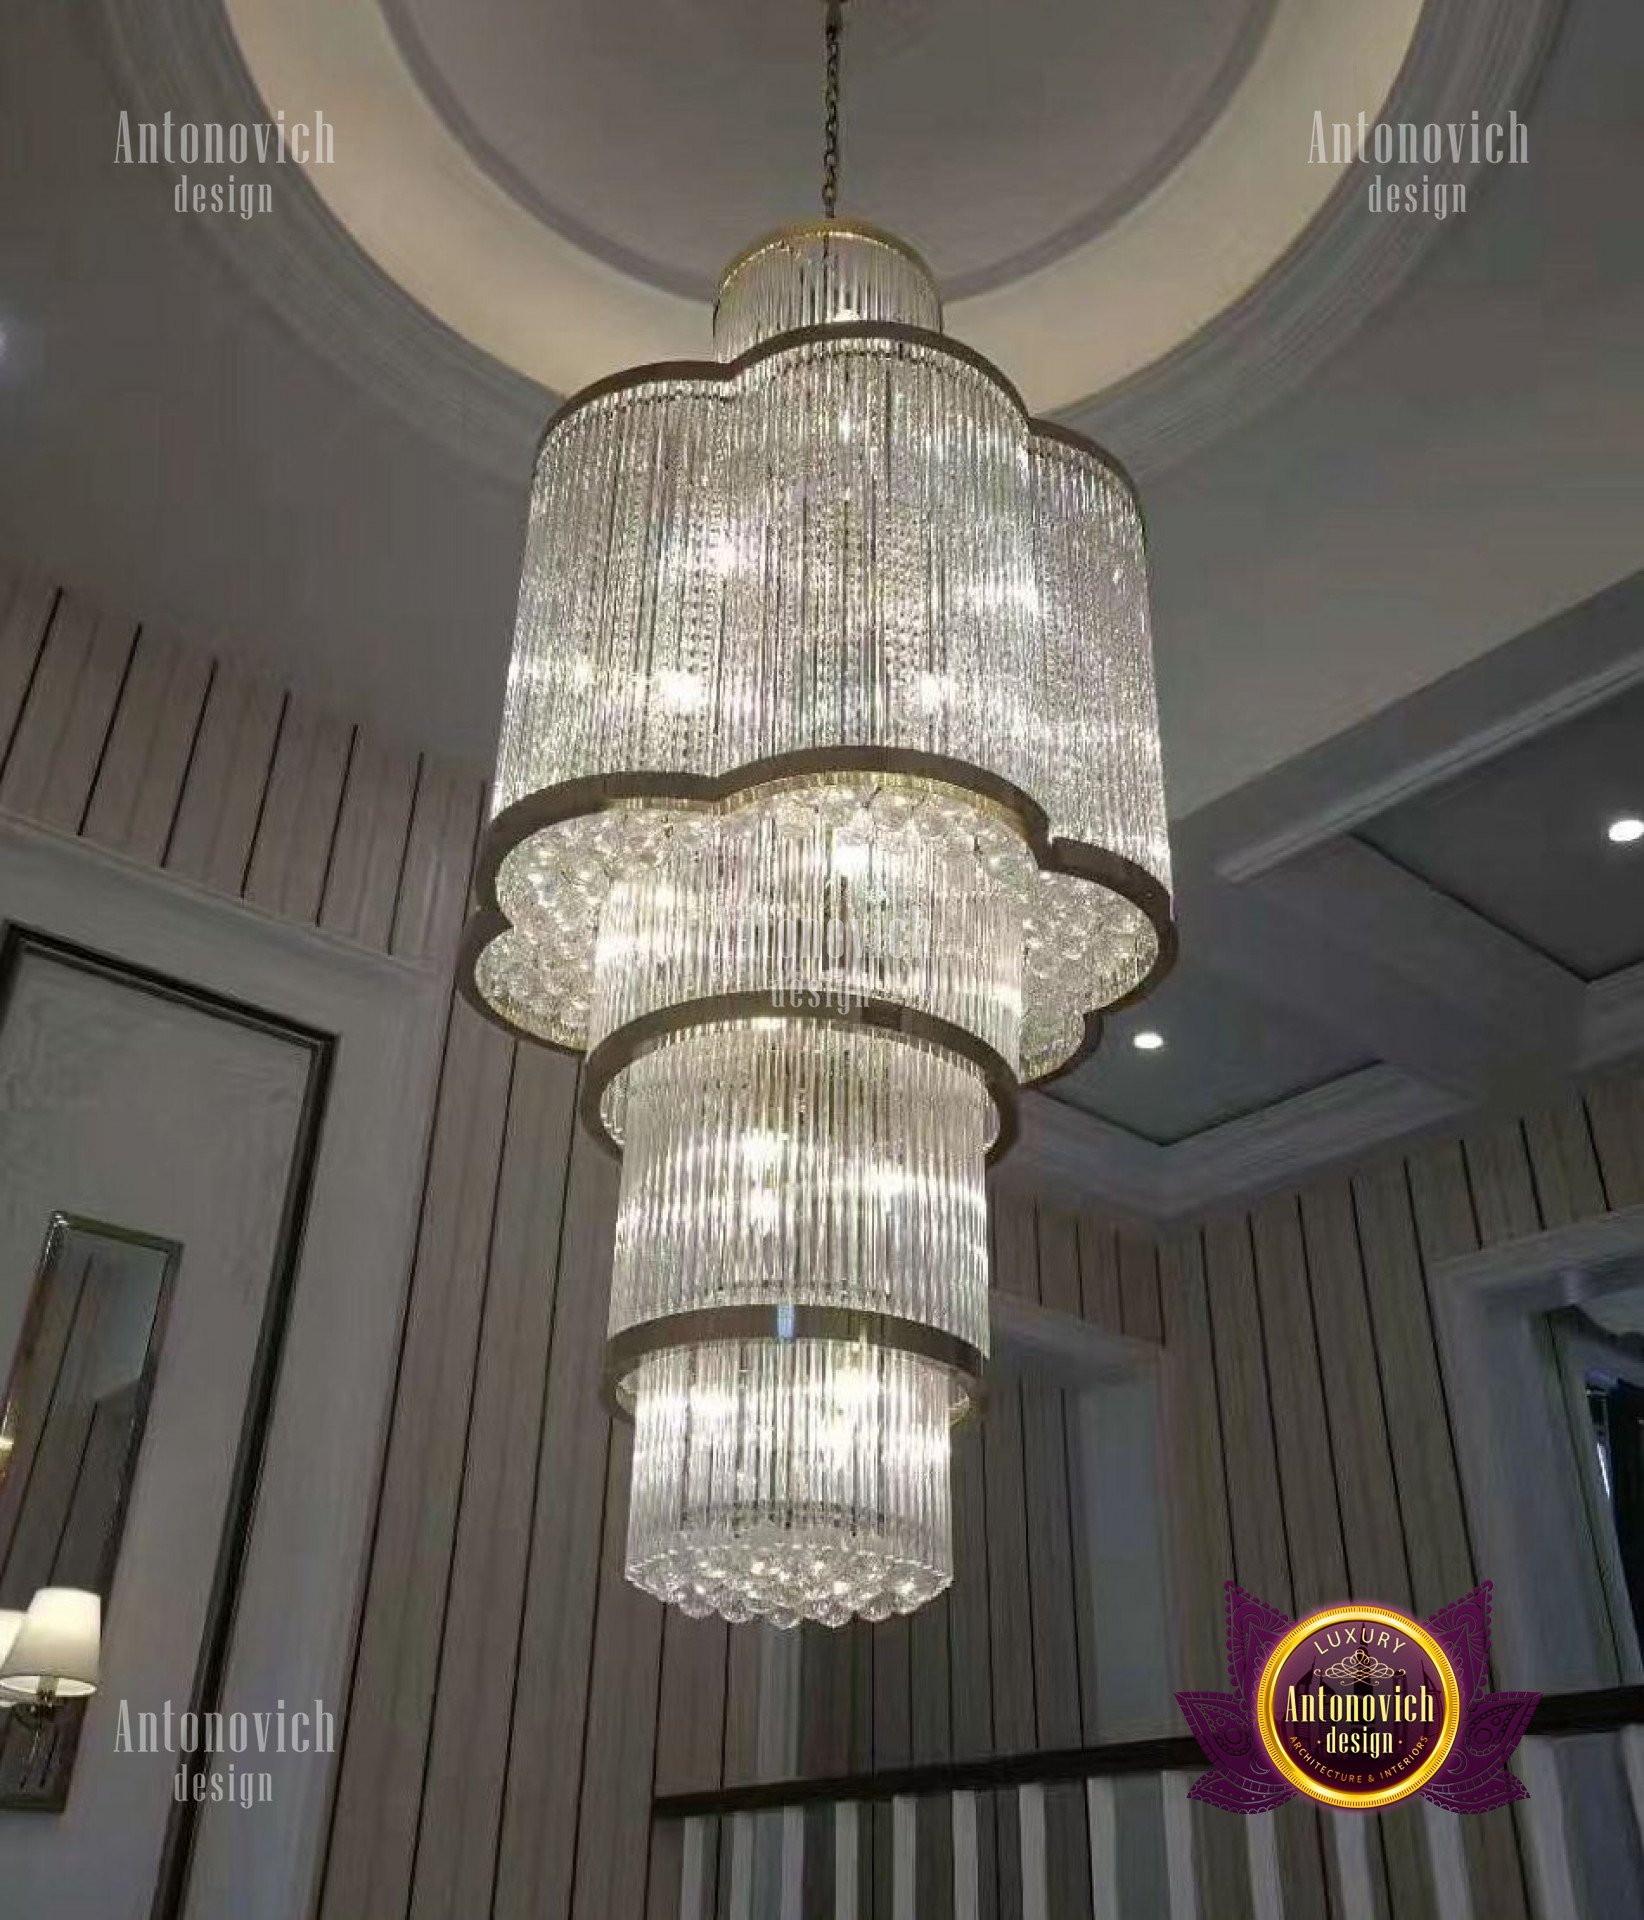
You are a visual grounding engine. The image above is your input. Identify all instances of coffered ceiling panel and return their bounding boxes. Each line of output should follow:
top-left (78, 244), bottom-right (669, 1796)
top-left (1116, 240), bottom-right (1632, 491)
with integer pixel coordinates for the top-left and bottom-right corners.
top-left (1048, 956), bottom-right (1373, 1145)
top-left (1358, 678), bottom-right (1644, 981)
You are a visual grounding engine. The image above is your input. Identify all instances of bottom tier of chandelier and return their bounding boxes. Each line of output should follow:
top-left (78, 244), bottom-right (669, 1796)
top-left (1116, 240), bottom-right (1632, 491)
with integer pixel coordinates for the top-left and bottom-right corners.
top-left (626, 1338), bottom-right (955, 1627)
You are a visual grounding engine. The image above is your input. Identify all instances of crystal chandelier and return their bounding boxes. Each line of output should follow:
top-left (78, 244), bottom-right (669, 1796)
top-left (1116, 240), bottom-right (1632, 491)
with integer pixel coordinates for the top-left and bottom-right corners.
top-left (461, 0), bottom-right (1174, 1628)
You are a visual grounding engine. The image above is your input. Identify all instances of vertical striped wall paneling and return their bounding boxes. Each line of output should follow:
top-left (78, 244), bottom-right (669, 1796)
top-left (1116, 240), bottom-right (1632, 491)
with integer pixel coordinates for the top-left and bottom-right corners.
top-left (0, 567), bottom-right (480, 962)
top-left (8, 564), bottom-right (1644, 1918)
top-left (0, 565), bottom-right (1168, 1917)
top-left (650, 1081), bottom-right (1644, 1920)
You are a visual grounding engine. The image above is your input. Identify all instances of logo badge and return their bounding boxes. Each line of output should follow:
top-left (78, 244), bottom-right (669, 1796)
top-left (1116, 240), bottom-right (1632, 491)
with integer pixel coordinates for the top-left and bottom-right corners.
top-left (1178, 1581), bottom-right (1538, 1813)
top-left (1254, 1604), bottom-right (1460, 1808)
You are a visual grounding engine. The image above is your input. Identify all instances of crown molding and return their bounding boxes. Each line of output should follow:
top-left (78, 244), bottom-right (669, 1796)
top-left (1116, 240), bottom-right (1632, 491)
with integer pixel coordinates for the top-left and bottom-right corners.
top-left (1071, 0), bottom-right (1566, 473)
top-left (1203, 572), bottom-right (1644, 884)
top-left (1003, 1094), bottom-right (1172, 1229)
top-left (1010, 1065), bottom-right (1460, 1227)
top-left (1235, 835), bottom-right (1589, 1089)
top-left (95, 0), bottom-right (551, 484)
top-left (1157, 1066), bottom-right (1462, 1222)
top-left (1020, 952), bottom-right (1644, 1226)
top-left (94, 0), bottom-right (1563, 484)
top-left (1583, 963), bottom-right (1644, 1070)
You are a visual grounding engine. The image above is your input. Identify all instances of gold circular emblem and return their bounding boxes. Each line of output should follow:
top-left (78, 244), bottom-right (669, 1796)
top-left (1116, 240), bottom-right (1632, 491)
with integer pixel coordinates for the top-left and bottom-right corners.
top-left (1254, 1603), bottom-right (1462, 1810)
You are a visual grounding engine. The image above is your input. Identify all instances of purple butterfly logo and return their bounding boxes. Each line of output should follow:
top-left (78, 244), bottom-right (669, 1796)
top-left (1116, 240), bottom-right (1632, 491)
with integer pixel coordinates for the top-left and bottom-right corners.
top-left (1176, 1581), bottom-right (1538, 1814)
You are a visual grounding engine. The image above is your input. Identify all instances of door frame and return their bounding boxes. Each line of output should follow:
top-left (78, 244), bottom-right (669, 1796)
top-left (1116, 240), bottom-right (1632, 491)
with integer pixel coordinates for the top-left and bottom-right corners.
top-left (1425, 1201), bottom-right (1644, 1692)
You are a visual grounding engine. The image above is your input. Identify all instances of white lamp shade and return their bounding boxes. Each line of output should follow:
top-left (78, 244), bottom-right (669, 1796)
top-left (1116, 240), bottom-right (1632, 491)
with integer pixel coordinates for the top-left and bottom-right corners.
top-left (0, 1588), bottom-right (100, 1699)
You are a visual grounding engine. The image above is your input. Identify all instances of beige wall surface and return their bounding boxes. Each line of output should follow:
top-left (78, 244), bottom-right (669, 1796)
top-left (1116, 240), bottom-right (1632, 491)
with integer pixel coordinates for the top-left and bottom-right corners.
top-left (6, 561), bottom-right (1643, 1918)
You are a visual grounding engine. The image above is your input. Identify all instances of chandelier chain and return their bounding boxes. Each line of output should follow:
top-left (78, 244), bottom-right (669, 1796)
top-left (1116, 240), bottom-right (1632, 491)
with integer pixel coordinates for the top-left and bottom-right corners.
top-left (822, 1), bottom-right (843, 219)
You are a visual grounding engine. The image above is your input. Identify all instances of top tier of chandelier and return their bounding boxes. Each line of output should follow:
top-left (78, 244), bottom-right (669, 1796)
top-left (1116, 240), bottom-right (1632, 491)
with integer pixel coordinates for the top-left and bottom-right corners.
top-left (463, 220), bottom-right (1174, 1628)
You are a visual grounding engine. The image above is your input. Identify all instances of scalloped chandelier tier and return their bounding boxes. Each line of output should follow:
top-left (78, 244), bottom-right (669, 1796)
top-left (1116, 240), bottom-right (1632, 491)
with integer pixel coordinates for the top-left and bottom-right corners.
top-left (462, 1), bottom-right (1175, 1629)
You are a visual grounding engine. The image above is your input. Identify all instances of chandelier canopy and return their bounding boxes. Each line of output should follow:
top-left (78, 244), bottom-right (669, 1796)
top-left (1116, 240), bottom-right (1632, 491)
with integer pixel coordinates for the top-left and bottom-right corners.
top-left (461, 5), bottom-right (1174, 1629)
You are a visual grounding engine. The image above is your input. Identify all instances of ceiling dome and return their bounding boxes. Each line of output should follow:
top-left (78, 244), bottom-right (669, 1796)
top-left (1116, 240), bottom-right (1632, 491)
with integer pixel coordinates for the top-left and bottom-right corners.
top-left (383, 0), bottom-right (1272, 300)
top-left (221, 0), bottom-right (1438, 410)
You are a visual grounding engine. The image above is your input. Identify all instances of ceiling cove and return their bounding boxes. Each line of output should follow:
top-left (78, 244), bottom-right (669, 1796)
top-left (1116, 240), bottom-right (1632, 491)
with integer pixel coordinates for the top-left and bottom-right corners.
top-left (98, 0), bottom-right (1562, 478)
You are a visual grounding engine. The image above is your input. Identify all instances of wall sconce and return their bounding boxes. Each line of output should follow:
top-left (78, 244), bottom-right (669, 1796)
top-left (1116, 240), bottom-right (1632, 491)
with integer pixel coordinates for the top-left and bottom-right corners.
top-left (0, 1588), bottom-right (100, 1730)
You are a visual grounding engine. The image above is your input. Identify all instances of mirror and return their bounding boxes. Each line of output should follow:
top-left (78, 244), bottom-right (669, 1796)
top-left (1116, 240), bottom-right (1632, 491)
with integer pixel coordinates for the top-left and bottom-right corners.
top-left (0, 1216), bottom-right (179, 1809)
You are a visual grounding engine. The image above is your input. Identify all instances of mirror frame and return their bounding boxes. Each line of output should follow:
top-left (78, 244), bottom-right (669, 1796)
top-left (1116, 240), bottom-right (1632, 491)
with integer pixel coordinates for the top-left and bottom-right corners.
top-left (0, 1213), bottom-right (181, 1811)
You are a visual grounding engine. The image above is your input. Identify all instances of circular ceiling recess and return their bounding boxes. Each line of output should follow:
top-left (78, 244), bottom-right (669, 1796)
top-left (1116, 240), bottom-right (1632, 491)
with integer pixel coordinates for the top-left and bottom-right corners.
top-left (383, 0), bottom-right (1273, 302)
top-left (226, 0), bottom-right (1427, 411)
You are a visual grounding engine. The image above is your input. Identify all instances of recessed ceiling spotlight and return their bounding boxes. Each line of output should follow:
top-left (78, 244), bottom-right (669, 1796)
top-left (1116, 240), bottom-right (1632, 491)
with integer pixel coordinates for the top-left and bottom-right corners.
top-left (1132, 1030), bottom-right (1166, 1052)
top-left (1607, 816), bottom-right (1644, 845)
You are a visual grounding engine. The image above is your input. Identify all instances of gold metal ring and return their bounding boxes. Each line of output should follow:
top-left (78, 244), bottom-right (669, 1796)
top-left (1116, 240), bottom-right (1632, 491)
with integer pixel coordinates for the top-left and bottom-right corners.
top-left (577, 990), bottom-right (1022, 1163)
top-left (457, 747), bottom-right (1173, 1095)
top-left (715, 218), bottom-right (938, 300)
top-left (602, 1303), bottom-right (986, 1424)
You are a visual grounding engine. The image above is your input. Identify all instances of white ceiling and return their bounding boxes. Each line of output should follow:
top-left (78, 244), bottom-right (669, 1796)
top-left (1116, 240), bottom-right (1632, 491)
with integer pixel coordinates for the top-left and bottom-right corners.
top-left (224, 0), bottom-right (1425, 405)
top-left (0, 0), bottom-right (525, 761)
top-left (0, 0), bottom-right (1640, 813)
top-left (383, 0), bottom-right (1270, 299)
top-left (1132, 0), bottom-right (1644, 815)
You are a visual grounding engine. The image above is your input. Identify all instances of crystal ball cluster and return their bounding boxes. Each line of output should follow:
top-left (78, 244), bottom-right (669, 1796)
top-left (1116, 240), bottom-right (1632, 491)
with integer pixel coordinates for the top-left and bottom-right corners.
top-left (462, 222), bottom-right (1173, 1626)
